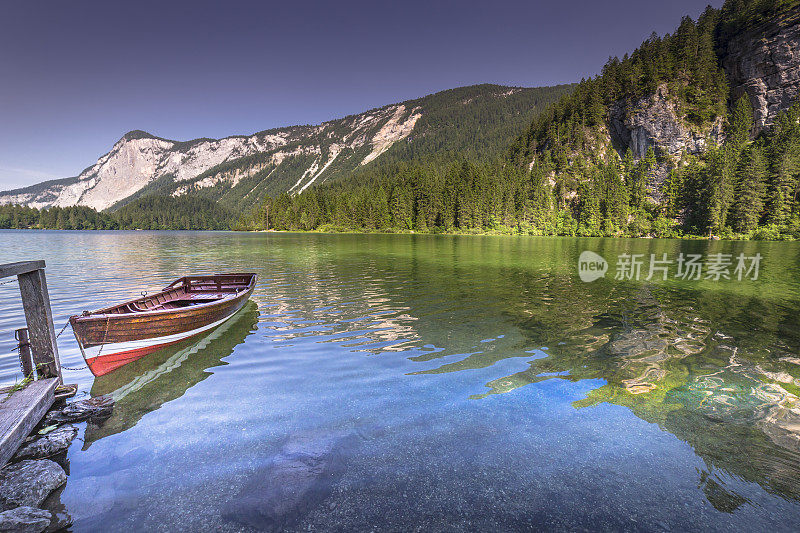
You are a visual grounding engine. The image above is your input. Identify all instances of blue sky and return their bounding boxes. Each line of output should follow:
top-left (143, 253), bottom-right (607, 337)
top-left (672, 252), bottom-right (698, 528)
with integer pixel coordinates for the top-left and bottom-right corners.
top-left (0, 0), bottom-right (722, 190)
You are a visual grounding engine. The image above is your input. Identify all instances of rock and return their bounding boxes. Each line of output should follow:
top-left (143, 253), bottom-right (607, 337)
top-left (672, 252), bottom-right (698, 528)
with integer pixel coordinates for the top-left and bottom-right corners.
top-left (721, 7), bottom-right (800, 132)
top-left (45, 396), bottom-right (113, 425)
top-left (13, 426), bottom-right (78, 461)
top-left (0, 460), bottom-right (66, 511)
top-left (222, 432), bottom-right (356, 532)
top-left (607, 83), bottom-right (725, 202)
top-left (608, 84), bottom-right (724, 160)
top-left (0, 507), bottom-right (51, 533)
top-left (44, 510), bottom-right (72, 533)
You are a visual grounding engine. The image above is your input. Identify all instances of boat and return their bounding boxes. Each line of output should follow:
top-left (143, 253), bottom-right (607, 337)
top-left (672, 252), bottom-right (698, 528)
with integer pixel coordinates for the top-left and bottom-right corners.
top-left (70, 273), bottom-right (257, 376)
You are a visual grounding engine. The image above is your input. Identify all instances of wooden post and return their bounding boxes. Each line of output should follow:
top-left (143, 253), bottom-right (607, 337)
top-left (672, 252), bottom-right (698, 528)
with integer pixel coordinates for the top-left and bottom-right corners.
top-left (16, 267), bottom-right (62, 384)
top-left (15, 328), bottom-right (34, 378)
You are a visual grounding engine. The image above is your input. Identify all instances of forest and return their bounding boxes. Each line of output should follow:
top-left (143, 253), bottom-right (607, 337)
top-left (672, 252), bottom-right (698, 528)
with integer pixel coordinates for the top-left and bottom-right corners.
top-left (0, 196), bottom-right (232, 230)
top-left (239, 0), bottom-right (800, 240)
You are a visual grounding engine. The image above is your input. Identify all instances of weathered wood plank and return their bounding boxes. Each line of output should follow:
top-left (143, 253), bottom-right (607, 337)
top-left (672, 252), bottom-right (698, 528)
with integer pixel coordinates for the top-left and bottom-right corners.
top-left (0, 378), bottom-right (58, 466)
top-left (17, 269), bottom-right (61, 382)
top-left (0, 261), bottom-right (45, 279)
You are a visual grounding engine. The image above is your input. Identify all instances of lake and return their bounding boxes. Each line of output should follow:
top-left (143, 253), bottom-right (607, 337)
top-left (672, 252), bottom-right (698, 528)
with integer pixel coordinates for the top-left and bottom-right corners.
top-left (2, 230), bottom-right (800, 531)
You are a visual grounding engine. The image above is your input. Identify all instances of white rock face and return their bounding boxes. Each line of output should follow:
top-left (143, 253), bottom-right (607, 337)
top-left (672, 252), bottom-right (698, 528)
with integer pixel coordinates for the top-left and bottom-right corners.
top-left (361, 105), bottom-right (421, 165)
top-left (1, 104), bottom-right (424, 210)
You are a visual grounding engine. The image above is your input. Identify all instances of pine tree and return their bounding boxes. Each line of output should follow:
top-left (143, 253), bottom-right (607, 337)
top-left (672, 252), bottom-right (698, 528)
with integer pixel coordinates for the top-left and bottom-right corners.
top-left (730, 143), bottom-right (767, 232)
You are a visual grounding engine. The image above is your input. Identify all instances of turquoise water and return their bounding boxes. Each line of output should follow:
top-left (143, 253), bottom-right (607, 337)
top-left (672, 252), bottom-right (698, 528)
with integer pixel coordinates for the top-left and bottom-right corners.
top-left (1, 230), bottom-right (800, 531)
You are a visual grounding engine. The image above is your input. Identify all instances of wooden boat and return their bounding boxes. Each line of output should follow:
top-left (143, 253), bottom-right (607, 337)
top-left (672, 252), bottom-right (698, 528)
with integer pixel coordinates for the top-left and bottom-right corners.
top-left (70, 273), bottom-right (256, 376)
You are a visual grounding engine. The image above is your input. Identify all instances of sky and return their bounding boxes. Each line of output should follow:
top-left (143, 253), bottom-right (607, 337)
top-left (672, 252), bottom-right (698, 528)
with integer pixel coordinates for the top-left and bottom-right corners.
top-left (0, 0), bottom-right (723, 190)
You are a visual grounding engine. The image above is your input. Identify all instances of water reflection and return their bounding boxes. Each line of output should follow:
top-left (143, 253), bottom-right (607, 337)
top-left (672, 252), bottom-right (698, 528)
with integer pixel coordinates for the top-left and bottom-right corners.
top-left (3, 231), bottom-right (800, 528)
top-left (469, 283), bottom-right (800, 505)
top-left (255, 238), bottom-right (800, 507)
top-left (85, 302), bottom-right (259, 446)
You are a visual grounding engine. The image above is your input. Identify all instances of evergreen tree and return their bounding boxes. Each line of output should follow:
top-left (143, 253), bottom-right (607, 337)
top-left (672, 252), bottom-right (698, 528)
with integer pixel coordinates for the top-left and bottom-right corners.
top-left (730, 143), bottom-right (767, 232)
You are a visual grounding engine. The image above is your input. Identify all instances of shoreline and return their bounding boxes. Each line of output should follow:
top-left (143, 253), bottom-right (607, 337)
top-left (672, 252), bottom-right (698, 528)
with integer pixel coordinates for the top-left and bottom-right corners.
top-left (0, 226), bottom-right (795, 242)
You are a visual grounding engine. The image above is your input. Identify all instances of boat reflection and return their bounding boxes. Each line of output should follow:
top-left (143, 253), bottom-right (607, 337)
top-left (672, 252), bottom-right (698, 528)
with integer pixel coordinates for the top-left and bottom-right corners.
top-left (84, 301), bottom-right (259, 447)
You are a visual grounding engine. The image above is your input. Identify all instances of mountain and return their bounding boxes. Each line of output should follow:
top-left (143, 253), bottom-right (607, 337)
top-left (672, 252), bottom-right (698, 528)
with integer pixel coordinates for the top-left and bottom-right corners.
top-left (504, 0), bottom-right (800, 235)
top-left (0, 84), bottom-right (573, 212)
top-left (511, 0), bottom-right (800, 180)
top-left (246, 0), bottom-right (800, 238)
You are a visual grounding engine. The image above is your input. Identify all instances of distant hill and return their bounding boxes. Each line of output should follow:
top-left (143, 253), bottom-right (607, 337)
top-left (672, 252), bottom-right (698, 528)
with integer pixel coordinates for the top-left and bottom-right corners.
top-left (0, 84), bottom-right (573, 213)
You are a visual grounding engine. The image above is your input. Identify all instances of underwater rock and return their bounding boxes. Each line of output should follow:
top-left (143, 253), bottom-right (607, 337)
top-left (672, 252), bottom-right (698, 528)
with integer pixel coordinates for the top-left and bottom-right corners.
top-left (0, 506), bottom-right (51, 533)
top-left (44, 510), bottom-right (72, 533)
top-left (758, 401), bottom-right (800, 451)
top-left (605, 328), bottom-right (667, 359)
top-left (0, 460), bottom-right (66, 511)
top-left (13, 426), bottom-right (78, 461)
top-left (61, 474), bottom-right (117, 522)
top-left (45, 396), bottom-right (114, 425)
top-left (222, 431), bottom-right (356, 531)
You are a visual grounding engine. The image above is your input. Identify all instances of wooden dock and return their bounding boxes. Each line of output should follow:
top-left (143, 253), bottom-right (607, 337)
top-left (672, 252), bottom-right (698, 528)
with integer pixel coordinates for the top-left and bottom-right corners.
top-left (0, 260), bottom-right (66, 466)
top-left (0, 378), bottom-right (58, 465)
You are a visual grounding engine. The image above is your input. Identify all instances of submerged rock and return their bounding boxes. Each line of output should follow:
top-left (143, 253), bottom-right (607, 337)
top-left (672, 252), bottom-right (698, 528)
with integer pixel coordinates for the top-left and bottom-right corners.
top-left (45, 396), bottom-right (114, 425)
top-left (0, 507), bottom-right (51, 533)
top-left (44, 510), bottom-right (72, 533)
top-left (13, 426), bottom-right (78, 461)
top-left (223, 432), bottom-right (356, 531)
top-left (0, 460), bottom-right (66, 511)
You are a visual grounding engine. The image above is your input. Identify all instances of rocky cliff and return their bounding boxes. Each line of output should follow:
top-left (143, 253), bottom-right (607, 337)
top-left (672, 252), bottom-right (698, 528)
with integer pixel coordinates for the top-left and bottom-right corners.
top-left (609, 84), bottom-right (725, 160)
top-left (611, 3), bottom-right (800, 161)
top-left (721, 5), bottom-right (800, 133)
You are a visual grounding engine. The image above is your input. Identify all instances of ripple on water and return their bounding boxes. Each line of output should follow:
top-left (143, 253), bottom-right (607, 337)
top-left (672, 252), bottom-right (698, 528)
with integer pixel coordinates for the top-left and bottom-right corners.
top-left (2, 231), bottom-right (800, 531)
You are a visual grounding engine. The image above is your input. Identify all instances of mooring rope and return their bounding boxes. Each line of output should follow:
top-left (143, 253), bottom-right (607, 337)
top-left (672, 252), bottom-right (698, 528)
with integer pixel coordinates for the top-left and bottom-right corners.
top-left (55, 319), bottom-right (71, 339)
top-left (57, 318), bottom-right (90, 371)
top-left (60, 362), bottom-right (88, 371)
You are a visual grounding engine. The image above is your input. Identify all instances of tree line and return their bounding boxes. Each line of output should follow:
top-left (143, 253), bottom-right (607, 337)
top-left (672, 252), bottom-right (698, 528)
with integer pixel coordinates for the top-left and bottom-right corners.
top-left (0, 196), bottom-right (233, 231)
top-left (238, 96), bottom-right (800, 240)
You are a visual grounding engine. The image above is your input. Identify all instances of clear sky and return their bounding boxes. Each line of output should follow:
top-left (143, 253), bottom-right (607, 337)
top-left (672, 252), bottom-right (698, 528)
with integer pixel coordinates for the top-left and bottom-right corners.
top-left (0, 0), bottom-right (722, 190)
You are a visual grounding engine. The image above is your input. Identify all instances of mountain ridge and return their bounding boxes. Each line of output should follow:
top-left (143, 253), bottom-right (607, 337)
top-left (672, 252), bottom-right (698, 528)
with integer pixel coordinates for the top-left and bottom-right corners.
top-left (0, 84), bottom-right (574, 212)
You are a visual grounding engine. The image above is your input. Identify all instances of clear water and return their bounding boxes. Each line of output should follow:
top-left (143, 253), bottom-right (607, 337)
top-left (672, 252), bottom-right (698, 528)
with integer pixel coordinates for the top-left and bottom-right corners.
top-left (1, 230), bottom-right (800, 531)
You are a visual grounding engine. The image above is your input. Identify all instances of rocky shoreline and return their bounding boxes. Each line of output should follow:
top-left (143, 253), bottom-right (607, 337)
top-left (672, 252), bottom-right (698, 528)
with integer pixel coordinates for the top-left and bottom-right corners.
top-left (0, 396), bottom-right (113, 532)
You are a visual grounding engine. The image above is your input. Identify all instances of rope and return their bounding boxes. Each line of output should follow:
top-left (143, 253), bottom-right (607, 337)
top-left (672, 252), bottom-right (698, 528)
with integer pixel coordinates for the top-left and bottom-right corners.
top-left (55, 319), bottom-right (70, 339)
top-left (55, 319), bottom-right (88, 371)
top-left (95, 317), bottom-right (111, 359)
top-left (0, 279), bottom-right (17, 286)
top-left (60, 362), bottom-right (88, 371)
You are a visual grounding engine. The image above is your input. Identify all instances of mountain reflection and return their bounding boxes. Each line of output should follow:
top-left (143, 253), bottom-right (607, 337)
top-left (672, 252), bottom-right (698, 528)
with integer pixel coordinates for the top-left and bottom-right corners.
top-left (264, 267), bottom-right (800, 505)
top-left (470, 284), bottom-right (800, 505)
top-left (236, 234), bottom-right (800, 508)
